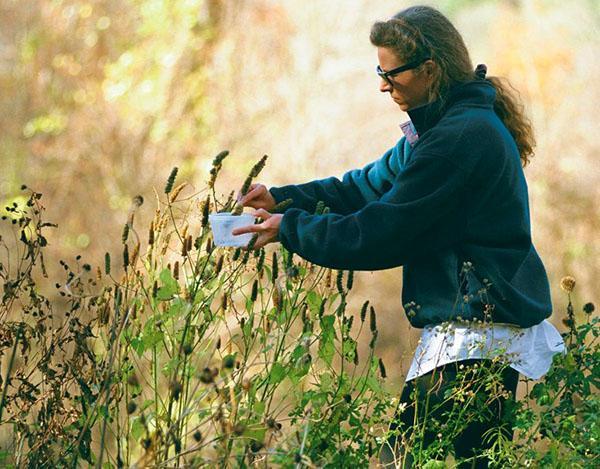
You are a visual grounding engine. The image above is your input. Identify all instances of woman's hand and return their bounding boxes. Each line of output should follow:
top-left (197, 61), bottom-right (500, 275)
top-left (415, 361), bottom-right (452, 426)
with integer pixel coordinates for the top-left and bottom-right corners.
top-left (237, 183), bottom-right (276, 211)
top-left (231, 209), bottom-right (283, 250)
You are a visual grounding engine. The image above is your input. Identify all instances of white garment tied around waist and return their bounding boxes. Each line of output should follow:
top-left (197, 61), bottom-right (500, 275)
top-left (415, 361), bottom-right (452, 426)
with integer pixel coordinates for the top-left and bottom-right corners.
top-left (406, 319), bottom-right (566, 381)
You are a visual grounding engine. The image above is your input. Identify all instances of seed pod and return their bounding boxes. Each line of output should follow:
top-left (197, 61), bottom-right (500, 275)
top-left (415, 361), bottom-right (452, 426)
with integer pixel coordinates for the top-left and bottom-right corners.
top-left (336, 270), bottom-right (344, 295)
top-left (186, 235), bottom-right (193, 253)
top-left (122, 223), bottom-right (130, 244)
top-left (325, 269), bottom-right (332, 288)
top-left (123, 245), bottom-right (129, 270)
top-left (212, 150), bottom-right (229, 167)
top-left (127, 374), bottom-right (139, 386)
top-left (353, 348), bottom-right (359, 365)
top-left (193, 431), bottom-right (203, 442)
top-left (378, 358), bottom-right (387, 378)
top-left (214, 255), bottom-right (224, 275)
top-left (181, 238), bottom-right (188, 257)
top-left (170, 380), bottom-right (183, 400)
top-left (104, 252), bottom-right (111, 275)
top-left (152, 280), bottom-right (158, 298)
top-left (272, 198), bottom-right (293, 213)
top-left (346, 270), bottom-right (354, 290)
top-left (272, 252), bottom-right (278, 283)
top-left (232, 248), bottom-right (241, 261)
top-left (369, 306), bottom-right (377, 333)
top-left (216, 336), bottom-right (221, 349)
top-left (583, 302), bottom-right (595, 315)
top-left (300, 303), bottom-right (308, 323)
top-left (369, 330), bottom-right (378, 349)
top-left (173, 261), bottom-right (179, 280)
top-left (169, 182), bottom-right (186, 202)
top-left (256, 249), bottom-right (265, 273)
top-left (250, 154), bottom-right (268, 178)
top-left (148, 222), bottom-right (155, 246)
top-left (165, 167), bottom-right (178, 194)
top-left (127, 401), bottom-right (137, 414)
top-left (360, 301), bottom-right (369, 322)
top-left (273, 284), bottom-right (282, 311)
top-left (240, 176), bottom-right (253, 197)
top-left (347, 315), bottom-right (354, 332)
top-left (199, 367), bottom-right (214, 384)
top-left (221, 293), bottom-right (228, 310)
top-left (205, 238), bottom-right (212, 253)
top-left (201, 195), bottom-right (210, 228)
top-left (250, 280), bottom-right (258, 302)
top-left (222, 355), bottom-right (235, 369)
top-left (246, 233), bottom-right (258, 252)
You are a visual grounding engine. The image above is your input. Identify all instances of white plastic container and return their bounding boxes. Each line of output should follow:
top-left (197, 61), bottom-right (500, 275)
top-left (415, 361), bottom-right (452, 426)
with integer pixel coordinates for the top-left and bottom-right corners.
top-left (208, 212), bottom-right (255, 247)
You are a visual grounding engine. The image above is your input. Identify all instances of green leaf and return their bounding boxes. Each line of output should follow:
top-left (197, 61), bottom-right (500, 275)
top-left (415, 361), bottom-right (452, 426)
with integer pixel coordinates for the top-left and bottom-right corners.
top-left (306, 290), bottom-right (322, 318)
top-left (157, 268), bottom-right (179, 299)
top-left (269, 362), bottom-right (287, 385)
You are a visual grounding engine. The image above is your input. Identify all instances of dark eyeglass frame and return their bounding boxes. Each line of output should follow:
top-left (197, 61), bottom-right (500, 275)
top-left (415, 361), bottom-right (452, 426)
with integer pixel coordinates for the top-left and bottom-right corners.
top-left (376, 57), bottom-right (432, 86)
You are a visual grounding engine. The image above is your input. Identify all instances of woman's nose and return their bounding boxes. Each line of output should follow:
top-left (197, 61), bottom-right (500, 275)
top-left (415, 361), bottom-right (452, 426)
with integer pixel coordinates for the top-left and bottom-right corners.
top-left (379, 78), bottom-right (392, 93)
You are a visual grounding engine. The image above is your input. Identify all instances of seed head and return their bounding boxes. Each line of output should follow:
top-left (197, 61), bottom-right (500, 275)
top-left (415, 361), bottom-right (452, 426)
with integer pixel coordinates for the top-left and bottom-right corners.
top-left (560, 276), bottom-right (576, 293)
top-left (201, 196), bottom-right (210, 228)
top-left (169, 183), bottom-right (186, 203)
top-left (369, 306), bottom-right (377, 332)
top-left (212, 150), bottom-right (229, 167)
top-left (336, 270), bottom-right (344, 296)
top-left (250, 280), bottom-right (258, 302)
top-left (165, 167), bottom-right (178, 194)
top-left (127, 401), bottom-right (137, 414)
top-left (250, 154), bottom-right (268, 178)
top-left (105, 252), bottom-right (111, 275)
top-left (170, 380), bottom-right (183, 400)
top-left (183, 343), bottom-right (193, 355)
top-left (346, 270), bottom-right (354, 290)
top-left (221, 293), bottom-right (228, 310)
top-left (583, 302), bottom-right (595, 315)
top-left (123, 244), bottom-right (129, 270)
top-left (222, 355), bottom-right (235, 369)
top-left (232, 248), bottom-right (241, 261)
top-left (173, 261), bottom-right (179, 280)
top-left (273, 284), bottom-right (282, 311)
top-left (193, 430), bottom-right (203, 442)
top-left (360, 301), bottom-right (369, 322)
top-left (148, 222), bottom-right (155, 246)
top-left (133, 195), bottom-right (144, 207)
top-left (272, 198), bottom-right (293, 213)
top-left (271, 252), bottom-right (279, 283)
top-left (121, 223), bottom-right (130, 244)
top-left (214, 255), bottom-right (224, 275)
top-left (127, 374), bottom-right (140, 386)
top-left (378, 358), bottom-right (387, 378)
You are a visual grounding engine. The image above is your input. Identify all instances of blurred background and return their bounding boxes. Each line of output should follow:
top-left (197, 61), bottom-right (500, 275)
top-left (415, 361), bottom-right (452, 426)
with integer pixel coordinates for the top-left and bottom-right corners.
top-left (1, 0), bottom-right (598, 389)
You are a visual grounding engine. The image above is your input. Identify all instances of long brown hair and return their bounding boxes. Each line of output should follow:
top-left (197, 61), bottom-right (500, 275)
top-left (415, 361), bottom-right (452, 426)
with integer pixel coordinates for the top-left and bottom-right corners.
top-left (370, 5), bottom-right (535, 166)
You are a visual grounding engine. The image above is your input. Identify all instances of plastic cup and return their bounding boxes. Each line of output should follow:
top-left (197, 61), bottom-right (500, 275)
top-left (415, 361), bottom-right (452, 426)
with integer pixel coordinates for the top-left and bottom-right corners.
top-left (208, 212), bottom-right (256, 247)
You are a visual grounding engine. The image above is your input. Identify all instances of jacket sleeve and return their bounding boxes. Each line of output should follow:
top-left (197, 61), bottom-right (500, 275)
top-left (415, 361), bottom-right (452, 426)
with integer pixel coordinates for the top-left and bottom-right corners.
top-left (269, 138), bottom-right (408, 215)
top-left (277, 152), bottom-right (469, 270)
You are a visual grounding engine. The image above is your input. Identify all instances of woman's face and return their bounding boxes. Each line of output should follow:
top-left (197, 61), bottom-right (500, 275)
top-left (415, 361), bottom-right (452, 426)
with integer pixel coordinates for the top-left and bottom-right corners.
top-left (377, 46), bottom-right (434, 112)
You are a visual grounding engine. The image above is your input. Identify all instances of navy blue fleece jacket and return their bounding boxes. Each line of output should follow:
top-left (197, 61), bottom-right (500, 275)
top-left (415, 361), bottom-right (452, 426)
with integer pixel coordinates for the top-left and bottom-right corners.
top-left (269, 79), bottom-right (552, 328)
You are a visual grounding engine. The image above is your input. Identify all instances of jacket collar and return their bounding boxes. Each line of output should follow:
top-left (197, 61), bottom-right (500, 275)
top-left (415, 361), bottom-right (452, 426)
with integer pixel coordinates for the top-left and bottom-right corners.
top-left (406, 79), bottom-right (497, 136)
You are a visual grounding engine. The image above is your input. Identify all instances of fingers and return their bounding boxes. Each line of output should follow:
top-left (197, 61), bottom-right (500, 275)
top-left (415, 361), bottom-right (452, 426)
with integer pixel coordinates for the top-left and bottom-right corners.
top-left (252, 208), bottom-right (272, 220)
top-left (231, 224), bottom-right (263, 236)
top-left (238, 184), bottom-right (264, 206)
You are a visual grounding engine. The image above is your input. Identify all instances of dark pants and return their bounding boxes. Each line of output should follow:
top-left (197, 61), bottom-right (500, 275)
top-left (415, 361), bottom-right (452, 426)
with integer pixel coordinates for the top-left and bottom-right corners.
top-left (379, 359), bottom-right (520, 468)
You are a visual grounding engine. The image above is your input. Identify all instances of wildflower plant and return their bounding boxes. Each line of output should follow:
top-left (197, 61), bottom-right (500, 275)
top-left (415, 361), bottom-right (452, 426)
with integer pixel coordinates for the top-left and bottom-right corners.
top-left (0, 159), bottom-right (597, 468)
top-left (0, 155), bottom-right (394, 467)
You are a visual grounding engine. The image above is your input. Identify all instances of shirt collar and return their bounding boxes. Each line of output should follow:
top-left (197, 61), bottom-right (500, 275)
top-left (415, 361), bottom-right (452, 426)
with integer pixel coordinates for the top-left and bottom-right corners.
top-left (402, 80), bottom-right (497, 138)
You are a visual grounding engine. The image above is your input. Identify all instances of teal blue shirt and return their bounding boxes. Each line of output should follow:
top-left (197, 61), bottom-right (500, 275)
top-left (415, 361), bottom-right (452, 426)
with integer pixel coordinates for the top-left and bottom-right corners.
top-left (269, 79), bottom-right (553, 329)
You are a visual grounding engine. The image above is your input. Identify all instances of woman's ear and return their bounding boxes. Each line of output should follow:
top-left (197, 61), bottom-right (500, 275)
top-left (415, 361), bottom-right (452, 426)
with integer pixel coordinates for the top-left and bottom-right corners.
top-left (423, 59), bottom-right (436, 77)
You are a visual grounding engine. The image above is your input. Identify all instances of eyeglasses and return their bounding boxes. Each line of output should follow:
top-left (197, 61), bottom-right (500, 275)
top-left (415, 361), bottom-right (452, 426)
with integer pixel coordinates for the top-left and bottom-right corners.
top-left (376, 57), bottom-right (431, 86)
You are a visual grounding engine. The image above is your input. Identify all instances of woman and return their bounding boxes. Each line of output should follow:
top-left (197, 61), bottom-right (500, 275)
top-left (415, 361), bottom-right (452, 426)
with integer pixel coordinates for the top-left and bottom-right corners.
top-left (233, 5), bottom-right (564, 467)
